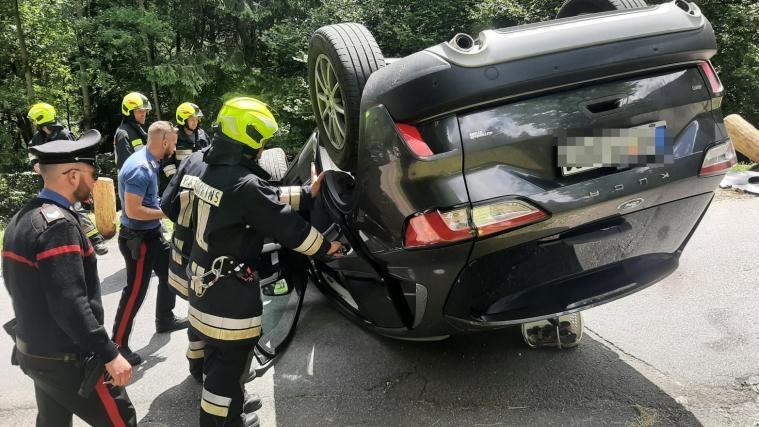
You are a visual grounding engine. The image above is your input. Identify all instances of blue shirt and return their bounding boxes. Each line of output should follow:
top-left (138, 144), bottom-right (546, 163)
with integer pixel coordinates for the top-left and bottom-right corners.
top-left (38, 188), bottom-right (72, 209)
top-left (118, 147), bottom-right (161, 230)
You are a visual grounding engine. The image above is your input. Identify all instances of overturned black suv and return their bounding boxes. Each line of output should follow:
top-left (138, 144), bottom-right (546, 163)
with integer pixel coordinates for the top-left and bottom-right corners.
top-left (260, 0), bottom-right (736, 346)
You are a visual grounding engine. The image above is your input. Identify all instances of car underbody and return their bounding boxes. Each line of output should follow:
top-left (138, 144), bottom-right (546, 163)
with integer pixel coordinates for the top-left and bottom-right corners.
top-left (256, 0), bottom-right (736, 347)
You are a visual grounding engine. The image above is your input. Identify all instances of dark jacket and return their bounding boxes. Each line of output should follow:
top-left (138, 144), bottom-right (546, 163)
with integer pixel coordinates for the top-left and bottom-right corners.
top-left (1, 198), bottom-right (119, 363)
top-left (161, 144), bottom-right (314, 299)
top-left (160, 149), bottom-right (208, 299)
top-left (161, 127), bottom-right (210, 181)
top-left (114, 118), bottom-right (147, 170)
top-left (29, 123), bottom-right (75, 167)
top-left (185, 136), bottom-right (328, 346)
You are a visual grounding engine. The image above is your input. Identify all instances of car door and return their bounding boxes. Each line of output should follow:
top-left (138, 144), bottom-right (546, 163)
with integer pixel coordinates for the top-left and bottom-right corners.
top-left (248, 139), bottom-right (319, 377)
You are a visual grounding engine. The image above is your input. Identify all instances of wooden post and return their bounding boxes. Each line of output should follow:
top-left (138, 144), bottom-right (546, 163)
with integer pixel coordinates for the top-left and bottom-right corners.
top-left (725, 114), bottom-right (759, 163)
top-left (92, 177), bottom-right (117, 239)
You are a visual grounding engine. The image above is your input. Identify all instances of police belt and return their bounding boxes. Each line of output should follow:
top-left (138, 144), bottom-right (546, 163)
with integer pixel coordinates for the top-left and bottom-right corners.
top-left (120, 225), bottom-right (162, 260)
top-left (16, 337), bottom-right (86, 363)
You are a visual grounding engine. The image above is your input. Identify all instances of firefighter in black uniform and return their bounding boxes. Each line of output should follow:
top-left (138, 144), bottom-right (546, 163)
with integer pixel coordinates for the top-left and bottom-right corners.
top-left (114, 92), bottom-right (151, 170)
top-left (1, 132), bottom-right (136, 426)
top-left (161, 143), bottom-right (309, 410)
top-left (161, 146), bottom-right (263, 415)
top-left (27, 102), bottom-right (75, 152)
top-left (186, 97), bottom-right (343, 427)
top-left (27, 102), bottom-right (109, 255)
top-left (161, 147), bottom-right (209, 381)
top-left (161, 102), bottom-right (210, 181)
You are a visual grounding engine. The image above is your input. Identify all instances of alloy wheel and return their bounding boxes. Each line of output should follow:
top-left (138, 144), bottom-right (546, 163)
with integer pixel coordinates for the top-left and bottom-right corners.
top-left (314, 54), bottom-right (347, 151)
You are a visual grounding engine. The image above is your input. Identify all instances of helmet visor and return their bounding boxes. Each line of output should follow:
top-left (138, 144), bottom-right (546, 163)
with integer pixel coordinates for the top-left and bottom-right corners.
top-left (136, 99), bottom-right (152, 111)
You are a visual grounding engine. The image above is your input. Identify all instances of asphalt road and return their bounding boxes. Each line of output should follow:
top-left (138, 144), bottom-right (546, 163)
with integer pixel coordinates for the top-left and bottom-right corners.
top-left (1, 191), bottom-right (758, 426)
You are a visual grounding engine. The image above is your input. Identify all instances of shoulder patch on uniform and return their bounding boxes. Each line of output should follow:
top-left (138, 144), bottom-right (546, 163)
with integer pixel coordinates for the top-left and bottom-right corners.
top-left (40, 204), bottom-right (66, 225)
top-left (180, 174), bottom-right (200, 190)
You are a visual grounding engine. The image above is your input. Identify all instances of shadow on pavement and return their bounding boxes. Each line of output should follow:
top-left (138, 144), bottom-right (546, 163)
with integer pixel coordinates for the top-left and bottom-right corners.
top-left (100, 267), bottom-right (127, 296)
top-left (265, 290), bottom-right (703, 427)
top-left (138, 375), bottom-right (200, 426)
top-left (131, 333), bottom-right (172, 384)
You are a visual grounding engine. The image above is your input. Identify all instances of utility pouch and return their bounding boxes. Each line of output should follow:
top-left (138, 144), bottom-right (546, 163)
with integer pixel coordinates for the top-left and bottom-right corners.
top-left (2, 318), bottom-right (18, 366)
top-left (77, 354), bottom-right (105, 398)
top-left (120, 227), bottom-right (143, 260)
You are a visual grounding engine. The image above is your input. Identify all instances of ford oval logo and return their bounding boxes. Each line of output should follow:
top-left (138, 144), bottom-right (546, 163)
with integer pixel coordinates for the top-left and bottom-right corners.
top-left (618, 198), bottom-right (644, 211)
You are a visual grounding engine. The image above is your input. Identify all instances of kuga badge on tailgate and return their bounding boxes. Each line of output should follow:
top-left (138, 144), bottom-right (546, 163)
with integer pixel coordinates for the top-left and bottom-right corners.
top-left (558, 121), bottom-right (671, 176)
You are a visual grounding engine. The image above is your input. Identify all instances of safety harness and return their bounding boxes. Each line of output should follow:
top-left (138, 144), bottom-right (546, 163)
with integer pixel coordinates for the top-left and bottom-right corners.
top-left (190, 256), bottom-right (257, 297)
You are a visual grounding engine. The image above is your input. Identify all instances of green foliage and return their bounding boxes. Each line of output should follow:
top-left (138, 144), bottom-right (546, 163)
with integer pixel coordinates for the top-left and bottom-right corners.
top-left (696, 0), bottom-right (759, 122)
top-left (0, 172), bottom-right (40, 224)
top-left (0, 0), bottom-right (757, 177)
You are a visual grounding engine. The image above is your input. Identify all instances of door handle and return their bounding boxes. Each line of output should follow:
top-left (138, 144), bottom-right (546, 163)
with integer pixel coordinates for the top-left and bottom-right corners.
top-left (581, 94), bottom-right (628, 116)
top-left (562, 220), bottom-right (632, 245)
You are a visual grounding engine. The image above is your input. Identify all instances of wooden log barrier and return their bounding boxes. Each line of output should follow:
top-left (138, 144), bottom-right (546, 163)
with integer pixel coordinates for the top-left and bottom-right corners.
top-left (725, 114), bottom-right (759, 163)
top-left (92, 177), bottom-right (117, 239)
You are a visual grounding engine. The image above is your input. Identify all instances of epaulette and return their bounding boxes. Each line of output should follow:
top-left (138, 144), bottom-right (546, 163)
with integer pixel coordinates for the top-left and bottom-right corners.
top-left (40, 203), bottom-right (67, 225)
top-left (140, 160), bottom-right (150, 170)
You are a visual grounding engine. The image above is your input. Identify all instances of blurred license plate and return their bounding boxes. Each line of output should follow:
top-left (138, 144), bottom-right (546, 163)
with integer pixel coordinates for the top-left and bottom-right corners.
top-left (559, 121), bottom-right (668, 177)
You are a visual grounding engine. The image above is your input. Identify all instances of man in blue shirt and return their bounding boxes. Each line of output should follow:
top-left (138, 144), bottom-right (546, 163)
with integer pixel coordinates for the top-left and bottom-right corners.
top-left (113, 121), bottom-right (188, 366)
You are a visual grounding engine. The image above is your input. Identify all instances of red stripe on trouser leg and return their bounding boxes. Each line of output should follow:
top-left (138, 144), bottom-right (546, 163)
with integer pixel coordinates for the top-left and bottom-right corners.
top-left (94, 375), bottom-right (126, 427)
top-left (115, 242), bottom-right (146, 347)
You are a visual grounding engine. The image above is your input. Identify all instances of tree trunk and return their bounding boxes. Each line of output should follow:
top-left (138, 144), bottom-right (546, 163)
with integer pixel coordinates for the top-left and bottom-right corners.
top-left (235, 18), bottom-right (255, 67)
top-left (11, 0), bottom-right (34, 99)
top-left (725, 114), bottom-right (759, 163)
top-left (93, 178), bottom-right (117, 239)
top-left (76, 0), bottom-right (93, 129)
top-left (138, 0), bottom-right (161, 120)
top-left (65, 97), bottom-right (72, 129)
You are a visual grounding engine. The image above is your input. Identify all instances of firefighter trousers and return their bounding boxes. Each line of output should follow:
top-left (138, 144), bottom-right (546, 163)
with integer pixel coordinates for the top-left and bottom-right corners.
top-left (187, 328), bottom-right (205, 380)
top-left (112, 227), bottom-right (176, 349)
top-left (72, 202), bottom-right (105, 246)
top-left (20, 355), bottom-right (136, 427)
top-left (199, 343), bottom-right (257, 427)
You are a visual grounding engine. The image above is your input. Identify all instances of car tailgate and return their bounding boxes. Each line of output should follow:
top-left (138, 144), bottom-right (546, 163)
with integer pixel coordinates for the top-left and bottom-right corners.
top-left (459, 66), bottom-right (717, 205)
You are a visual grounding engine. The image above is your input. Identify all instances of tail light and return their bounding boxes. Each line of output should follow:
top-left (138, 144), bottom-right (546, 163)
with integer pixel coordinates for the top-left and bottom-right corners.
top-left (404, 200), bottom-right (548, 248)
top-left (471, 200), bottom-right (548, 237)
top-left (404, 207), bottom-right (472, 248)
top-left (698, 61), bottom-right (723, 94)
top-left (396, 123), bottom-right (433, 157)
top-left (700, 140), bottom-right (737, 177)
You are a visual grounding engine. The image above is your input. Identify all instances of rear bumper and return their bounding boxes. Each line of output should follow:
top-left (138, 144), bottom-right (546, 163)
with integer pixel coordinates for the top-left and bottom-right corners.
top-left (443, 191), bottom-right (713, 331)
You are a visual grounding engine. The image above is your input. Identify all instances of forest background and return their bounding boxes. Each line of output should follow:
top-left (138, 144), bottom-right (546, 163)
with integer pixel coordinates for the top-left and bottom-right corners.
top-left (0, 0), bottom-right (757, 223)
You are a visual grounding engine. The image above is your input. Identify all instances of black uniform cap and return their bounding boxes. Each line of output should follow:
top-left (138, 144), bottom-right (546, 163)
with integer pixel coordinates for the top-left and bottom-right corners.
top-left (29, 129), bottom-right (101, 167)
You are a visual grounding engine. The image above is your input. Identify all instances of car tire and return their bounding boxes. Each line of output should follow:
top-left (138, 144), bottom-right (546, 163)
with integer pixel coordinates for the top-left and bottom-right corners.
top-left (308, 23), bottom-right (385, 171)
top-left (556, 0), bottom-right (648, 19)
top-left (259, 147), bottom-right (288, 181)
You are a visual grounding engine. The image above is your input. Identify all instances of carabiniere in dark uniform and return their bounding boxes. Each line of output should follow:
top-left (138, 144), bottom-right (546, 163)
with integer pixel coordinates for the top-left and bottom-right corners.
top-left (26, 102), bottom-right (109, 255)
top-left (1, 131), bottom-right (136, 426)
